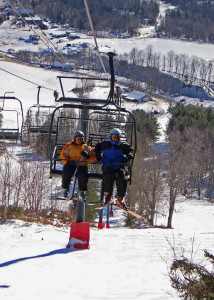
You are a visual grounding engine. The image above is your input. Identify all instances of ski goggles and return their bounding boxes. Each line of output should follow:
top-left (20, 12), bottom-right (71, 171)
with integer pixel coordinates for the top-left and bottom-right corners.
top-left (111, 134), bottom-right (120, 140)
top-left (76, 136), bottom-right (83, 141)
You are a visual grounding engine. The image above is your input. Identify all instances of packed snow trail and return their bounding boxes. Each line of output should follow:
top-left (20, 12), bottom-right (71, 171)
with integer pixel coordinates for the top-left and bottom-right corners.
top-left (1, 197), bottom-right (214, 300)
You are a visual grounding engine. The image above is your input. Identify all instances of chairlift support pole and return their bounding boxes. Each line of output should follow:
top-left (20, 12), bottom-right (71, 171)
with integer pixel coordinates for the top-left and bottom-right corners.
top-left (76, 100), bottom-right (90, 223)
top-left (37, 86), bottom-right (41, 105)
top-left (107, 52), bottom-right (116, 102)
top-left (77, 52), bottom-right (116, 223)
top-left (98, 181), bottom-right (105, 229)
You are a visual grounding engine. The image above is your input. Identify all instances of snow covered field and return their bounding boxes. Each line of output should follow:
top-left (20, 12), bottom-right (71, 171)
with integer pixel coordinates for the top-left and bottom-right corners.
top-left (0, 13), bottom-right (214, 62)
top-left (0, 198), bottom-right (214, 300)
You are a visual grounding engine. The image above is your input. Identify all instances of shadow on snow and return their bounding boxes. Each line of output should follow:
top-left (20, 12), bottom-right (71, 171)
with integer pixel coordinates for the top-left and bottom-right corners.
top-left (0, 247), bottom-right (79, 268)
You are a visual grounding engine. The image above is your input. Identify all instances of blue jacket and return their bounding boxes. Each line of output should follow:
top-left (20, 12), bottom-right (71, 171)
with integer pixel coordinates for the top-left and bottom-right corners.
top-left (95, 139), bottom-right (133, 170)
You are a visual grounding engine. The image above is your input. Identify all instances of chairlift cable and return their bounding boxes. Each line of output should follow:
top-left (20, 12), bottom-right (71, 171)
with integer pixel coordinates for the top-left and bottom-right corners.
top-left (16, 0), bottom-right (50, 42)
top-left (0, 66), bottom-right (55, 91)
top-left (7, 0), bottom-right (50, 48)
top-left (16, 0), bottom-right (75, 64)
top-left (8, 0), bottom-right (72, 65)
top-left (84, 0), bottom-right (109, 81)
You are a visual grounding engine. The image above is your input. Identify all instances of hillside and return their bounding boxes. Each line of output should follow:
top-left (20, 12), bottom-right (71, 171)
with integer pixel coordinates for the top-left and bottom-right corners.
top-left (0, 5), bottom-right (214, 299)
top-left (0, 58), bottom-right (214, 299)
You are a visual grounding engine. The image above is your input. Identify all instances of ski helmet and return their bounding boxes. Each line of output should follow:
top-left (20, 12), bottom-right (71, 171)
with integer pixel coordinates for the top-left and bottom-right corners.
top-left (74, 131), bottom-right (84, 138)
top-left (110, 128), bottom-right (122, 139)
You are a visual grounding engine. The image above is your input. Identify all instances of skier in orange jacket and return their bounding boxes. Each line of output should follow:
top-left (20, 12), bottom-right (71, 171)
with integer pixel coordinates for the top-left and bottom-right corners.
top-left (60, 131), bottom-right (95, 200)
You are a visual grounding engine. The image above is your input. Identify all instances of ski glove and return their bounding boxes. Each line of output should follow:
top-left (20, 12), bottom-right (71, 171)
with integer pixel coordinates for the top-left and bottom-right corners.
top-left (122, 154), bottom-right (133, 164)
top-left (81, 151), bottom-right (90, 159)
top-left (122, 156), bottom-right (129, 164)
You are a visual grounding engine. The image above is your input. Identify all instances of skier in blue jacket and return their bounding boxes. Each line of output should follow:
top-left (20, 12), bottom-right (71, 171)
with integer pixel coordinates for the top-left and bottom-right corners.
top-left (95, 128), bottom-right (133, 209)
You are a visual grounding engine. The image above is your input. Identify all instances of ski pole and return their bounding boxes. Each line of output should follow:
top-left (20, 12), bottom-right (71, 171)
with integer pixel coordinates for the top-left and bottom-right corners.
top-left (70, 155), bottom-right (84, 199)
top-left (70, 145), bottom-right (90, 199)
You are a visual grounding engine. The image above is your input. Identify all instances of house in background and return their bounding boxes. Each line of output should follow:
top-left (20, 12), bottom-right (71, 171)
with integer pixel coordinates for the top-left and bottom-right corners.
top-left (24, 16), bottom-right (48, 29)
top-left (122, 90), bottom-right (151, 103)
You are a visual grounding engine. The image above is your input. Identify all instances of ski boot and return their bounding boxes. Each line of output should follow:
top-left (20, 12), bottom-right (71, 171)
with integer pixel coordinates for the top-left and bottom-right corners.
top-left (104, 193), bottom-right (112, 205)
top-left (80, 191), bottom-right (86, 203)
top-left (117, 197), bottom-right (127, 210)
top-left (63, 189), bottom-right (69, 198)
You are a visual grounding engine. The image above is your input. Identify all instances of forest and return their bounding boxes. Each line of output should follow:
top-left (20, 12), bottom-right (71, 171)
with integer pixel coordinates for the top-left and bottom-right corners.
top-left (17, 0), bottom-right (214, 41)
top-left (23, 0), bottom-right (159, 35)
top-left (158, 0), bottom-right (214, 42)
top-left (127, 104), bottom-right (214, 229)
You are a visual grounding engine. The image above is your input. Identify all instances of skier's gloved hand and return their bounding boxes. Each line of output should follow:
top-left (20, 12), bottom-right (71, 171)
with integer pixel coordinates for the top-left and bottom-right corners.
top-left (122, 156), bottom-right (129, 164)
top-left (81, 151), bottom-right (90, 159)
top-left (127, 154), bottom-right (133, 161)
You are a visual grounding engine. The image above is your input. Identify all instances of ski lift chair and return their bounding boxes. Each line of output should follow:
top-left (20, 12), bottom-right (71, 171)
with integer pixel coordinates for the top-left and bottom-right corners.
top-left (0, 96), bottom-right (24, 142)
top-left (0, 109), bottom-right (20, 142)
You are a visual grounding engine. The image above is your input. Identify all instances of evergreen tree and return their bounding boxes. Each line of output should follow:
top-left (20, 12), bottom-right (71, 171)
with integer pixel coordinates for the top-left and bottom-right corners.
top-left (170, 250), bottom-right (214, 299)
top-left (168, 103), bottom-right (214, 132)
top-left (131, 109), bottom-right (160, 145)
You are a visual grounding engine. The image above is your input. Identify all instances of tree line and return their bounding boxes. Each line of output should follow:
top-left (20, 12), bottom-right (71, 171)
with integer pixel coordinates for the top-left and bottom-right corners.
top-left (120, 46), bottom-right (214, 87)
top-left (14, 45), bottom-right (214, 99)
top-left (157, 0), bottom-right (214, 42)
top-left (72, 45), bottom-right (213, 98)
top-left (116, 47), bottom-right (214, 98)
top-left (20, 0), bottom-right (159, 36)
top-left (9, 0), bottom-right (214, 42)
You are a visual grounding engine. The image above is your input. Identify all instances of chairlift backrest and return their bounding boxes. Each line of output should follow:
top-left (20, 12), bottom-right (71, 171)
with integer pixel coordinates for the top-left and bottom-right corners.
top-left (0, 96), bottom-right (24, 141)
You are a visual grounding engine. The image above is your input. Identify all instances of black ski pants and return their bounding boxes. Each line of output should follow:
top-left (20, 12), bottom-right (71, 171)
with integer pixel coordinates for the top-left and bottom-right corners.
top-left (62, 164), bottom-right (88, 191)
top-left (103, 167), bottom-right (127, 197)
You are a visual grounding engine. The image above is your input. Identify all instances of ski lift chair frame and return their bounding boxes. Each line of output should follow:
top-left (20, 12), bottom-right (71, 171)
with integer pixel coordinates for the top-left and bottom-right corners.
top-left (87, 109), bottom-right (135, 181)
top-left (56, 76), bottom-right (110, 104)
top-left (26, 104), bottom-right (58, 135)
top-left (0, 109), bottom-right (19, 141)
top-left (49, 60), bottom-right (137, 181)
top-left (48, 101), bottom-right (137, 184)
top-left (0, 96), bottom-right (24, 141)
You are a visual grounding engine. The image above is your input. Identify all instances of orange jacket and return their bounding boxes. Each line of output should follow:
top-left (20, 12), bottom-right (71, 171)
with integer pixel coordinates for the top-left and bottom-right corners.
top-left (60, 140), bottom-right (96, 166)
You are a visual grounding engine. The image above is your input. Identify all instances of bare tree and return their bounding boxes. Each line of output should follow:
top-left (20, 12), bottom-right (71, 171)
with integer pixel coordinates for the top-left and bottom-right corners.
top-left (207, 62), bottom-right (213, 85)
top-left (180, 54), bottom-right (189, 81)
top-left (189, 57), bottom-right (199, 84)
top-left (128, 144), bottom-right (164, 225)
top-left (166, 130), bottom-right (190, 228)
top-left (167, 50), bottom-right (174, 73)
top-left (145, 45), bottom-right (153, 67)
top-left (0, 150), bottom-right (16, 221)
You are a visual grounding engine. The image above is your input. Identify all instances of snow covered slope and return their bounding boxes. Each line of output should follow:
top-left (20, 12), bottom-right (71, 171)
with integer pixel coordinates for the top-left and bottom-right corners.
top-left (0, 197), bottom-right (214, 300)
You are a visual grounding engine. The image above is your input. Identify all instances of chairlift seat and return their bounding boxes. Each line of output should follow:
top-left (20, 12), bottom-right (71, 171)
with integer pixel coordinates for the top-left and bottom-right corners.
top-left (29, 125), bottom-right (57, 134)
top-left (0, 129), bottom-right (19, 140)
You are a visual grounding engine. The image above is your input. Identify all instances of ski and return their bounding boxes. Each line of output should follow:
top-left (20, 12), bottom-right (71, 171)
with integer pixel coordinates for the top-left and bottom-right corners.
top-left (95, 199), bottom-right (115, 210)
top-left (111, 204), bottom-right (142, 219)
top-left (96, 201), bottom-right (143, 219)
top-left (56, 196), bottom-right (77, 201)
